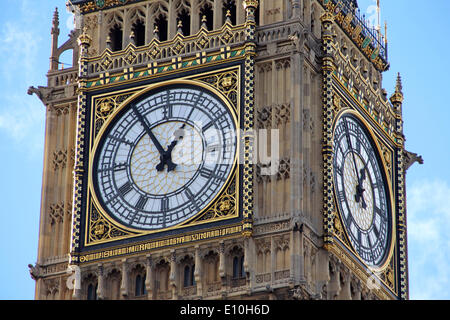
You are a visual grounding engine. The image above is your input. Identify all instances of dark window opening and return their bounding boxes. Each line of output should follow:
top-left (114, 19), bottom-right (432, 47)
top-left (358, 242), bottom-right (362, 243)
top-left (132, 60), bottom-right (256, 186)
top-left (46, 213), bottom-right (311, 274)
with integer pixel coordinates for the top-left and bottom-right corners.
top-left (177, 9), bottom-right (191, 36)
top-left (135, 274), bottom-right (147, 296)
top-left (199, 4), bottom-right (213, 31)
top-left (87, 283), bottom-right (97, 300)
top-left (232, 255), bottom-right (245, 279)
top-left (223, 0), bottom-right (237, 25)
top-left (132, 19), bottom-right (146, 46)
top-left (109, 24), bottom-right (123, 51)
top-left (183, 264), bottom-right (195, 287)
top-left (154, 14), bottom-right (168, 41)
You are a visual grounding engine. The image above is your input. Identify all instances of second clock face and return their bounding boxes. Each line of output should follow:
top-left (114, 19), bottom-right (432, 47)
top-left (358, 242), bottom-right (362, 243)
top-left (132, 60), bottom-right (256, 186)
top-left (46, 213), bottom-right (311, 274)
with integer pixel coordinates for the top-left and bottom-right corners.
top-left (332, 113), bottom-right (391, 267)
top-left (92, 84), bottom-right (237, 231)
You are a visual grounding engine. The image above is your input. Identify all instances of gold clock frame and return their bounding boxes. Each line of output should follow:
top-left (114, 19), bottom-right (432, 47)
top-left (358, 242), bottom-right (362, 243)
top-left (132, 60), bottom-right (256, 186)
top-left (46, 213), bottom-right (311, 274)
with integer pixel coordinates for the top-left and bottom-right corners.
top-left (331, 109), bottom-right (396, 273)
top-left (82, 67), bottom-right (243, 249)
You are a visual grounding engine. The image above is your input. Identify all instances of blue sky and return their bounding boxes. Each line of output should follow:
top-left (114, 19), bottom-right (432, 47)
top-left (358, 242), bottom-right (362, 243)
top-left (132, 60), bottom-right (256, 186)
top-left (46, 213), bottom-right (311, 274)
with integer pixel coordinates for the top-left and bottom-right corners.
top-left (0, 0), bottom-right (448, 300)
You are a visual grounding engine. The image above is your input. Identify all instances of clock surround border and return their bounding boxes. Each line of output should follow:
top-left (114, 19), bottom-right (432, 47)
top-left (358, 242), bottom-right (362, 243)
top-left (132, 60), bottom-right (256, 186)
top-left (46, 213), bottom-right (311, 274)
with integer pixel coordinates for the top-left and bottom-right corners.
top-left (87, 79), bottom-right (240, 236)
top-left (71, 63), bottom-right (252, 265)
top-left (330, 109), bottom-right (397, 274)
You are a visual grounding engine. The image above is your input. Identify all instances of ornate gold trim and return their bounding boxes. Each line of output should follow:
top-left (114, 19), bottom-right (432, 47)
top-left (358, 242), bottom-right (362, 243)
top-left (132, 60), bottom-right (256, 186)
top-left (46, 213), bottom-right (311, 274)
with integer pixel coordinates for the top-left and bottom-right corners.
top-left (83, 69), bottom-right (242, 249)
top-left (331, 109), bottom-right (397, 274)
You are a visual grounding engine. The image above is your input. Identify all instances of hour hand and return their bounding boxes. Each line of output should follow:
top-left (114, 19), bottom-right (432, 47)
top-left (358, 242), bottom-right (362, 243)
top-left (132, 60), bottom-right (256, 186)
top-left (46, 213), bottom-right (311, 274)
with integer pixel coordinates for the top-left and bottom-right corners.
top-left (165, 124), bottom-right (186, 172)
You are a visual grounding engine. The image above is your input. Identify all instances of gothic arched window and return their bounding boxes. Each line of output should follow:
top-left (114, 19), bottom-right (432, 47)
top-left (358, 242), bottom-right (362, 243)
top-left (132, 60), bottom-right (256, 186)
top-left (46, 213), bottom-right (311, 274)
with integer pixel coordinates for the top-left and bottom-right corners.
top-left (135, 274), bottom-right (147, 296)
top-left (132, 19), bottom-right (146, 46)
top-left (174, 0), bottom-right (191, 36)
top-left (154, 14), bottom-right (168, 41)
top-left (87, 283), bottom-right (97, 300)
top-left (177, 9), bottom-right (191, 35)
top-left (199, 2), bottom-right (213, 31)
top-left (232, 254), bottom-right (245, 279)
top-left (183, 264), bottom-right (195, 287)
top-left (223, 0), bottom-right (237, 25)
top-left (109, 24), bottom-right (123, 51)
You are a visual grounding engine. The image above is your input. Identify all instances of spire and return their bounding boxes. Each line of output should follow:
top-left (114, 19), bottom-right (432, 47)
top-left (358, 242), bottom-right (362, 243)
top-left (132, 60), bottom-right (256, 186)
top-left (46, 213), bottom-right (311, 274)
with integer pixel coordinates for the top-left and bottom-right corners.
top-left (395, 72), bottom-right (403, 94)
top-left (51, 7), bottom-right (60, 35)
top-left (50, 7), bottom-right (60, 70)
top-left (390, 72), bottom-right (404, 107)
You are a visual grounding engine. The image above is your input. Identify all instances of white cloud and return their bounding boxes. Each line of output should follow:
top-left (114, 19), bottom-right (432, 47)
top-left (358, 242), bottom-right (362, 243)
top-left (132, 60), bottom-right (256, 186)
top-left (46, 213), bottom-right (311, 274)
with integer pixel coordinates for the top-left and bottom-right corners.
top-left (0, 94), bottom-right (45, 155)
top-left (407, 179), bottom-right (450, 300)
top-left (0, 0), bottom-right (45, 157)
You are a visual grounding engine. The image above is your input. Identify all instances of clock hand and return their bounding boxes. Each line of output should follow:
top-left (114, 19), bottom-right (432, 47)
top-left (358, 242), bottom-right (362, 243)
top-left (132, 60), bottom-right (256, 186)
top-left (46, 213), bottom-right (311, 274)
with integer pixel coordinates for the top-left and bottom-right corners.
top-left (131, 104), bottom-right (165, 156)
top-left (356, 161), bottom-right (369, 209)
top-left (164, 124), bottom-right (186, 172)
top-left (343, 118), bottom-right (363, 202)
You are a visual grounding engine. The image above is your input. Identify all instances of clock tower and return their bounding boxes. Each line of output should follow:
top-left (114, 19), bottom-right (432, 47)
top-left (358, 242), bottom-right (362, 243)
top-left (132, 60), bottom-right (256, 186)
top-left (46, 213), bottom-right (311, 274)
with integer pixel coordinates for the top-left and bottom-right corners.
top-left (29, 0), bottom-right (420, 300)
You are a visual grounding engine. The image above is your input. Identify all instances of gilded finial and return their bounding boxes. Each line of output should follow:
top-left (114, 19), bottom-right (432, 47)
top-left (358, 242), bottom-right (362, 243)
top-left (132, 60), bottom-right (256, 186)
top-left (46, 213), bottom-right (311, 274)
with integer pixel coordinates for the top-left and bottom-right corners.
top-left (390, 72), bottom-right (404, 106)
top-left (78, 27), bottom-right (92, 48)
top-left (129, 30), bottom-right (136, 45)
top-left (201, 15), bottom-right (207, 29)
top-left (243, 0), bottom-right (259, 9)
top-left (153, 25), bottom-right (160, 40)
top-left (177, 20), bottom-right (183, 35)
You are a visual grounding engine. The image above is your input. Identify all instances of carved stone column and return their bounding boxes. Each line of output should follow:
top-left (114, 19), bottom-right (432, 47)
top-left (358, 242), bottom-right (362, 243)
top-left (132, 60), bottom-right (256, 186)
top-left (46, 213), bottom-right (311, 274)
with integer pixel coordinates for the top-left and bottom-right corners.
top-left (213, 0), bottom-right (222, 30)
top-left (327, 257), bottom-right (341, 300)
top-left (219, 242), bottom-right (226, 279)
top-left (120, 259), bottom-right (129, 297)
top-left (169, 250), bottom-right (178, 299)
top-left (71, 266), bottom-right (82, 300)
top-left (96, 264), bottom-right (105, 300)
top-left (337, 267), bottom-right (352, 300)
top-left (351, 275), bottom-right (362, 300)
top-left (303, 240), bottom-right (311, 287)
top-left (145, 255), bottom-right (155, 299)
top-left (194, 246), bottom-right (203, 297)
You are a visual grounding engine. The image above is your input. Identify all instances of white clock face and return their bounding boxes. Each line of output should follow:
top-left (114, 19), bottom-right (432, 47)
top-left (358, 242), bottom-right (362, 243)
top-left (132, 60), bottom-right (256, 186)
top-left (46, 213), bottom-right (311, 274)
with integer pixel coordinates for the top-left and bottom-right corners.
top-left (333, 114), bottom-right (391, 267)
top-left (93, 84), bottom-right (237, 230)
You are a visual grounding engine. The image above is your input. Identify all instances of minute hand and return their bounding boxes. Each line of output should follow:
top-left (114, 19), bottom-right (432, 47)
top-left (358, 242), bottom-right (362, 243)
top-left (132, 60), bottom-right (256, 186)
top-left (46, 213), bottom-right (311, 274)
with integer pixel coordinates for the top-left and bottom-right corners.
top-left (131, 104), bottom-right (165, 155)
top-left (343, 118), bottom-right (361, 183)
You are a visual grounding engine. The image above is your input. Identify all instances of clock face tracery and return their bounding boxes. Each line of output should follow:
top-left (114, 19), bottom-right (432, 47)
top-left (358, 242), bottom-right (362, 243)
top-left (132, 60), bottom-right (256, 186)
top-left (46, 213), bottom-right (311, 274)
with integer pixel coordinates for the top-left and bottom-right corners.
top-left (332, 113), bottom-right (391, 267)
top-left (92, 84), bottom-right (238, 231)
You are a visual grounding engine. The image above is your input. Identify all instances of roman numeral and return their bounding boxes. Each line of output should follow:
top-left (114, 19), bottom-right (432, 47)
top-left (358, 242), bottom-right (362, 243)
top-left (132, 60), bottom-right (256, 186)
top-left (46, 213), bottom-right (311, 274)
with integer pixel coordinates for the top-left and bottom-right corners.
top-left (372, 223), bottom-right (380, 239)
top-left (200, 167), bottom-right (226, 182)
top-left (185, 188), bottom-right (200, 211)
top-left (200, 167), bottom-right (214, 179)
top-left (135, 195), bottom-right (148, 210)
top-left (202, 121), bottom-right (214, 132)
top-left (163, 104), bottom-right (173, 119)
top-left (108, 134), bottom-right (134, 146)
top-left (118, 181), bottom-right (132, 196)
top-left (98, 162), bottom-right (128, 173)
top-left (161, 197), bottom-right (169, 212)
top-left (337, 190), bottom-right (346, 202)
top-left (335, 165), bottom-right (343, 177)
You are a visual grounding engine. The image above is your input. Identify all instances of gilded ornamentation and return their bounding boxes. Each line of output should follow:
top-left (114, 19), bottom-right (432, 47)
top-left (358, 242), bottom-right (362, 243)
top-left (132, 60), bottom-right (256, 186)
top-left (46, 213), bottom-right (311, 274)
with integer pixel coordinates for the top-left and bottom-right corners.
top-left (197, 70), bottom-right (239, 109)
top-left (195, 180), bottom-right (237, 222)
top-left (94, 92), bottom-right (136, 137)
top-left (88, 205), bottom-right (129, 243)
top-left (378, 141), bottom-right (392, 178)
